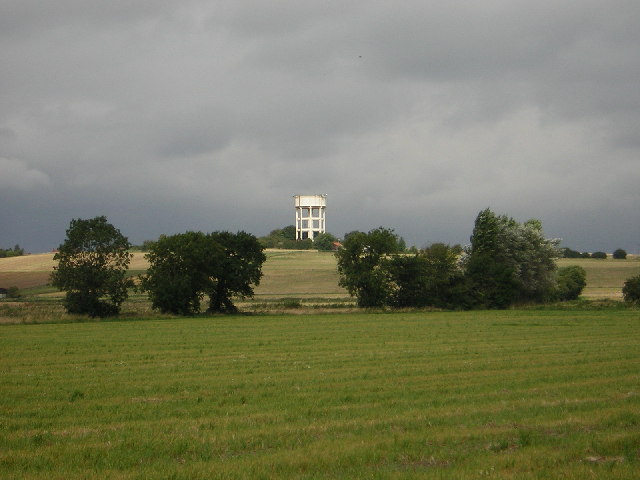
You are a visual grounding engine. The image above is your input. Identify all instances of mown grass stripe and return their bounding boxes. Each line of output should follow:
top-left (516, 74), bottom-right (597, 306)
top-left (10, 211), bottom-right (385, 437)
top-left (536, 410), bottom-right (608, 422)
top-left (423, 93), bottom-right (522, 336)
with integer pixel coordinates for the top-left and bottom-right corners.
top-left (1, 309), bottom-right (639, 479)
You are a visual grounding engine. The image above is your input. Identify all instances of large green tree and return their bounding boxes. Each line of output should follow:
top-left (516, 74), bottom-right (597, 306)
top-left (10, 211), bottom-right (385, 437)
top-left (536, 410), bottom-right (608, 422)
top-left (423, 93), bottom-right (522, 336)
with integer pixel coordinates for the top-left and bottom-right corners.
top-left (465, 209), bottom-right (560, 307)
top-left (391, 243), bottom-right (467, 309)
top-left (141, 231), bottom-right (266, 315)
top-left (50, 216), bottom-right (132, 317)
top-left (386, 243), bottom-right (468, 309)
top-left (207, 231), bottom-right (266, 313)
top-left (141, 232), bottom-right (219, 315)
top-left (335, 227), bottom-right (401, 307)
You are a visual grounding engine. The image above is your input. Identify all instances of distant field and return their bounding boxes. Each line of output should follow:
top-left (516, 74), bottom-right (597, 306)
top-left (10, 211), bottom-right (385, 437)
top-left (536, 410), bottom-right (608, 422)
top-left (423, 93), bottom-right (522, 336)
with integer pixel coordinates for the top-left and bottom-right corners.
top-left (557, 257), bottom-right (640, 299)
top-left (1, 310), bottom-right (639, 479)
top-left (0, 254), bottom-right (57, 289)
top-left (1, 251), bottom-right (638, 302)
top-left (252, 250), bottom-right (348, 301)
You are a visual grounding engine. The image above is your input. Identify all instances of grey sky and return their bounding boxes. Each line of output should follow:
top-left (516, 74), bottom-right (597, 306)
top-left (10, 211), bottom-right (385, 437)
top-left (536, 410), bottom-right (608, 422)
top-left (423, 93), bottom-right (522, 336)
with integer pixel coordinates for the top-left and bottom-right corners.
top-left (1, 1), bottom-right (639, 253)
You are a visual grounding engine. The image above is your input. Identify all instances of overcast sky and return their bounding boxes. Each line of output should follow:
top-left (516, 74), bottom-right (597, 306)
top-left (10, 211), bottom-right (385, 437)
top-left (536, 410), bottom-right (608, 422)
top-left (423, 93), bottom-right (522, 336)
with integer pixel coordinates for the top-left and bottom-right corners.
top-left (1, 1), bottom-right (639, 254)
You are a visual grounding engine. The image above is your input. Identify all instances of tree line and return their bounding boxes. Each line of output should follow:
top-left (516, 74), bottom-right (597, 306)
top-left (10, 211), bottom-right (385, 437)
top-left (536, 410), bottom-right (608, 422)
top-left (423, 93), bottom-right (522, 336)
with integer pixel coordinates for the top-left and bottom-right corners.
top-left (258, 226), bottom-right (340, 251)
top-left (336, 209), bottom-right (589, 309)
top-left (0, 245), bottom-right (25, 258)
top-left (561, 248), bottom-right (628, 259)
top-left (48, 212), bottom-right (640, 317)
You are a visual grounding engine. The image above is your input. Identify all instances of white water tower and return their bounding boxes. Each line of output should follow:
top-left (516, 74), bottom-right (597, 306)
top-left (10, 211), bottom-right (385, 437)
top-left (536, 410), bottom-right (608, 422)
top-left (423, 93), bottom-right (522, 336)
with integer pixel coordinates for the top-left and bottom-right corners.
top-left (294, 194), bottom-right (326, 240)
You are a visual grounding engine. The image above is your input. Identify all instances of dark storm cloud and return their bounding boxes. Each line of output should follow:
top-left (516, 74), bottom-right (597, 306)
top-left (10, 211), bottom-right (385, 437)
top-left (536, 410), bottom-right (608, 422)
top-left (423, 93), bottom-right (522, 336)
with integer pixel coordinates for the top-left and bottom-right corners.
top-left (1, 1), bottom-right (639, 253)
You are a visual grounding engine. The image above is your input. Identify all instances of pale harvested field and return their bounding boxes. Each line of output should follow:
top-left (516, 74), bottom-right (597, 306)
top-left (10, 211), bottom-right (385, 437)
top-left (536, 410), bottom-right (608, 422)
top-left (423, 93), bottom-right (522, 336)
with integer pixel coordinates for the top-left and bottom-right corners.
top-left (1, 251), bottom-right (639, 300)
top-left (0, 254), bottom-right (56, 289)
top-left (253, 249), bottom-right (347, 299)
top-left (0, 253), bottom-right (150, 290)
top-left (557, 257), bottom-right (640, 299)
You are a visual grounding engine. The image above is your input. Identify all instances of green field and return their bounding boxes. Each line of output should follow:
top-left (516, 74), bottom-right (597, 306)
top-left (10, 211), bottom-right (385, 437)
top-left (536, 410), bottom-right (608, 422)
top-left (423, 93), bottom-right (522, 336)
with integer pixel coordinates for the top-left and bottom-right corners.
top-left (1, 310), bottom-right (639, 479)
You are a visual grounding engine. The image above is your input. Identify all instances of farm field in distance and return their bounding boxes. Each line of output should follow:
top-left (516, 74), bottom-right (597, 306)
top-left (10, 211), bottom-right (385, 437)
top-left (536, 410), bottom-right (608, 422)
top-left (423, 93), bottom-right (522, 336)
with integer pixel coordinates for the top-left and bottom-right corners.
top-left (1, 310), bottom-right (639, 479)
top-left (1, 250), bottom-right (639, 306)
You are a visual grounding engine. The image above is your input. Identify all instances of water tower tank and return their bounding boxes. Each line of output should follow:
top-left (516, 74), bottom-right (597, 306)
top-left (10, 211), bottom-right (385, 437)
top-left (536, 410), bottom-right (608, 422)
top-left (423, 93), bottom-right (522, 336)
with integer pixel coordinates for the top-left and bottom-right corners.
top-left (294, 194), bottom-right (326, 240)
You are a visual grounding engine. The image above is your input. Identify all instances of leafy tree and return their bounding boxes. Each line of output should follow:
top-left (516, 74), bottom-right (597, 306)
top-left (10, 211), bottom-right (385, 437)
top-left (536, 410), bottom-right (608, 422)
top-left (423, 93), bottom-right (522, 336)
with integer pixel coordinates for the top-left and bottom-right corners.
top-left (397, 236), bottom-right (407, 252)
top-left (465, 209), bottom-right (559, 307)
top-left (591, 251), bottom-right (607, 259)
top-left (281, 225), bottom-right (296, 241)
top-left (141, 232), bottom-right (217, 315)
top-left (313, 232), bottom-right (338, 251)
top-left (388, 243), bottom-right (466, 309)
top-left (141, 231), bottom-right (265, 315)
top-left (206, 231), bottom-right (266, 313)
top-left (259, 225), bottom-right (308, 249)
top-left (343, 231), bottom-right (361, 242)
top-left (50, 216), bottom-right (132, 317)
top-left (613, 248), bottom-right (627, 260)
top-left (465, 252), bottom-right (520, 308)
top-left (555, 265), bottom-right (587, 301)
top-left (419, 243), bottom-right (467, 308)
top-left (387, 254), bottom-right (430, 308)
top-left (622, 275), bottom-right (640, 304)
top-left (335, 227), bottom-right (400, 307)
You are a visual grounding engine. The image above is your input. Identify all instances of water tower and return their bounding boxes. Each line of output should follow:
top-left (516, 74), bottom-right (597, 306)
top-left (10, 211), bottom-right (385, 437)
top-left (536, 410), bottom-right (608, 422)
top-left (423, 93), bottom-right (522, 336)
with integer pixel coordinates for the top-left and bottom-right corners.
top-left (294, 194), bottom-right (326, 240)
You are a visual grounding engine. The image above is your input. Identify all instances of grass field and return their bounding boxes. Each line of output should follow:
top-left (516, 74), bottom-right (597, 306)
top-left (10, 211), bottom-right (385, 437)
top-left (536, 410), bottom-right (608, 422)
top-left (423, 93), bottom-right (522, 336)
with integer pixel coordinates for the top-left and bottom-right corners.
top-left (1, 310), bottom-right (639, 479)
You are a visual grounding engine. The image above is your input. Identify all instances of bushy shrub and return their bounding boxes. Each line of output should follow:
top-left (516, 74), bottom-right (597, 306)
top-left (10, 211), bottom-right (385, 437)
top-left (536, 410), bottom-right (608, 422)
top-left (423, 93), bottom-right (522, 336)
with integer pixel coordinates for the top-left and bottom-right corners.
top-left (313, 232), bottom-right (338, 251)
top-left (622, 275), bottom-right (640, 304)
top-left (613, 248), bottom-right (627, 259)
top-left (591, 251), bottom-right (607, 259)
top-left (555, 266), bottom-right (587, 301)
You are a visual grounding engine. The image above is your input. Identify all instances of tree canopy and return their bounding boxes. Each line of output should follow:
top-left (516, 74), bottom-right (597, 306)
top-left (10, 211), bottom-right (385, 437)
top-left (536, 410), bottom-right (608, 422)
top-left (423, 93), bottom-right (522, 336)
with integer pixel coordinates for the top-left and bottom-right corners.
top-left (335, 227), bottom-right (402, 307)
top-left (613, 248), bottom-right (627, 259)
top-left (388, 243), bottom-right (467, 309)
top-left (313, 232), bottom-right (339, 251)
top-left (259, 226), bottom-right (305, 249)
top-left (207, 231), bottom-right (267, 313)
top-left (50, 216), bottom-right (132, 317)
top-left (622, 275), bottom-right (640, 304)
top-left (465, 209), bottom-right (560, 307)
top-left (336, 210), bottom-right (562, 310)
top-left (555, 265), bottom-right (587, 301)
top-left (140, 231), bottom-right (266, 315)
